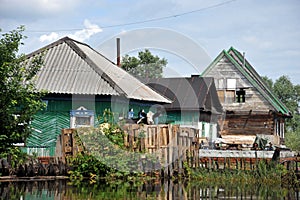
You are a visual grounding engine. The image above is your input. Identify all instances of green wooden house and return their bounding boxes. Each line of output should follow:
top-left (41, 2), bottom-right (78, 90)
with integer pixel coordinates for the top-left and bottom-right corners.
top-left (23, 37), bottom-right (171, 156)
top-left (201, 47), bottom-right (292, 146)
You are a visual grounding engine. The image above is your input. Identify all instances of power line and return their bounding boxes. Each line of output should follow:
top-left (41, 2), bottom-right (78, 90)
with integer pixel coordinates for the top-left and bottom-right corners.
top-left (101, 0), bottom-right (237, 28)
top-left (2, 0), bottom-right (237, 33)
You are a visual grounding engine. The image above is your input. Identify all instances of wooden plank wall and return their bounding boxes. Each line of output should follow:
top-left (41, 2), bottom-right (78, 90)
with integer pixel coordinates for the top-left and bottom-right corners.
top-left (122, 124), bottom-right (201, 177)
top-left (220, 113), bottom-right (274, 135)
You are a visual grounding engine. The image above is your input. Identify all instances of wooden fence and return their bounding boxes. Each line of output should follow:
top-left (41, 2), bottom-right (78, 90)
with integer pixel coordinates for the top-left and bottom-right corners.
top-left (122, 124), bottom-right (299, 177)
top-left (61, 128), bottom-right (83, 158)
top-left (122, 124), bottom-right (205, 177)
top-left (60, 124), bottom-right (299, 177)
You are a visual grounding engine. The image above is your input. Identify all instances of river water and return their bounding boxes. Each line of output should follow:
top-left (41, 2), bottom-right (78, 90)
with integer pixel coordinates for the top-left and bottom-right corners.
top-left (0, 179), bottom-right (299, 199)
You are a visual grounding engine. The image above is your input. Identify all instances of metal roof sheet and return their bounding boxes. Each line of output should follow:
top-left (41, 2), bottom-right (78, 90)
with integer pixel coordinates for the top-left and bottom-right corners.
top-left (26, 37), bottom-right (171, 103)
top-left (144, 77), bottom-right (223, 113)
top-left (74, 41), bottom-right (171, 103)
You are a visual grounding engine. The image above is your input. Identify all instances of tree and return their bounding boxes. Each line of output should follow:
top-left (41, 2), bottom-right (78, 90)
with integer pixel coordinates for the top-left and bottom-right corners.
top-left (272, 76), bottom-right (299, 131)
top-left (121, 49), bottom-right (167, 78)
top-left (285, 131), bottom-right (300, 151)
top-left (262, 75), bottom-right (300, 150)
top-left (261, 76), bottom-right (273, 90)
top-left (0, 26), bottom-right (45, 155)
top-left (273, 76), bottom-right (297, 109)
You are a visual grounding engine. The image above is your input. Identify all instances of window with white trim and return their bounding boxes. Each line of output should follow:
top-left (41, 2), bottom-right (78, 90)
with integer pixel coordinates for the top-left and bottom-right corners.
top-left (70, 106), bottom-right (94, 128)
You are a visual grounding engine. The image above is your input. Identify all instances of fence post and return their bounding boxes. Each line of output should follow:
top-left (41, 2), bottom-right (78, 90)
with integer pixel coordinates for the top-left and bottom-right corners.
top-left (168, 125), bottom-right (174, 177)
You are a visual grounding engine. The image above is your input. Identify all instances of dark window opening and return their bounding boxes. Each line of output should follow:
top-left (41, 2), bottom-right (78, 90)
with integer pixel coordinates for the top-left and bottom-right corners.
top-left (236, 89), bottom-right (246, 103)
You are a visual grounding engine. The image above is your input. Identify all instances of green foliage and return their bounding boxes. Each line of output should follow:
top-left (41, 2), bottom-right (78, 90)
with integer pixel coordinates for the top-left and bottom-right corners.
top-left (99, 108), bottom-right (115, 123)
top-left (272, 76), bottom-right (299, 130)
top-left (262, 75), bottom-right (300, 150)
top-left (261, 76), bottom-right (273, 90)
top-left (183, 160), bottom-right (295, 186)
top-left (99, 122), bottom-right (125, 147)
top-left (121, 49), bottom-right (167, 78)
top-left (0, 146), bottom-right (27, 168)
top-left (0, 26), bottom-right (46, 154)
top-left (68, 153), bottom-right (110, 183)
top-left (68, 122), bottom-right (159, 183)
top-left (273, 76), bottom-right (295, 104)
top-left (285, 131), bottom-right (300, 151)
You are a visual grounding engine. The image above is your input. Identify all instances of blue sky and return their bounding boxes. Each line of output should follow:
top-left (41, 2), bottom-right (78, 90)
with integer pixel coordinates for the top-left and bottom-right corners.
top-left (1, 0), bottom-right (300, 84)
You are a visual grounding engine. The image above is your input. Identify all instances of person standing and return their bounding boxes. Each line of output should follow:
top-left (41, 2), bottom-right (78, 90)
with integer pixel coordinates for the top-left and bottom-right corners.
top-left (267, 142), bottom-right (274, 150)
top-left (128, 108), bottom-right (134, 119)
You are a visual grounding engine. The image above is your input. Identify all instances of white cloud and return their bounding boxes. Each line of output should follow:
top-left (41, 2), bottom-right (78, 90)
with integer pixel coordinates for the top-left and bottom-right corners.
top-left (68, 19), bottom-right (103, 42)
top-left (38, 19), bottom-right (102, 43)
top-left (39, 32), bottom-right (59, 43)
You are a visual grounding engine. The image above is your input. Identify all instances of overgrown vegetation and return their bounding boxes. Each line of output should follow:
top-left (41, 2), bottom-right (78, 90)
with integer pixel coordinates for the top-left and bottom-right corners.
top-left (183, 160), bottom-right (299, 188)
top-left (67, 110), bottom-right (159, 183)
top-left (68, 117), bottom-right (299, 187)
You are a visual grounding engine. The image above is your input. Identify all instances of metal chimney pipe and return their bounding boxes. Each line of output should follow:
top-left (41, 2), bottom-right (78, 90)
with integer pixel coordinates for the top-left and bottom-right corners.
top-left (116, 38), bottom-right (121, 67)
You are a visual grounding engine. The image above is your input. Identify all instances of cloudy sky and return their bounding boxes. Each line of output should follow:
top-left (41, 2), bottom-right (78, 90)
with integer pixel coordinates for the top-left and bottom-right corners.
top-left (1, 0), bottom-right (299, 84)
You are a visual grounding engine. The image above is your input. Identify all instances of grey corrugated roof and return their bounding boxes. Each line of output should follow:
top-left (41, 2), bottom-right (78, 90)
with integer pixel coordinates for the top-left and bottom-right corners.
top-left (26, 37), bottom-right (171, 103)
top-left (144, 77), bottom-right (223, 114)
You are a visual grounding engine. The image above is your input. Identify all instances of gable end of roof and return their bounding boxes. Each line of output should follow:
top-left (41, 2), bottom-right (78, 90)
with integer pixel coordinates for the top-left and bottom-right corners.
top-left (227, 47), bottom-right (291, 117)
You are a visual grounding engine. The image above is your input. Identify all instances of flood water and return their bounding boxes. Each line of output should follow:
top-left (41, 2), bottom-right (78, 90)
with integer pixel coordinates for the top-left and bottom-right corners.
top-left (0, 179), bottom-right (299, 200)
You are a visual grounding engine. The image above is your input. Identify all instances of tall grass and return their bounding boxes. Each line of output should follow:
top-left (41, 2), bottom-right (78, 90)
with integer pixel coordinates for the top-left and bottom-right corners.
top-left (183, 160), bottom-right (299, 187)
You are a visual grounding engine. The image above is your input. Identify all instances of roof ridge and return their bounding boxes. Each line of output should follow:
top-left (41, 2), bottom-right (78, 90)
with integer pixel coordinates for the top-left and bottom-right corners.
top-left (25, 37), bottom-right (68, 59)
top-left (64, 39), bottom-right (127, 96)
top-left (27, 36), bottom-right (125, 96)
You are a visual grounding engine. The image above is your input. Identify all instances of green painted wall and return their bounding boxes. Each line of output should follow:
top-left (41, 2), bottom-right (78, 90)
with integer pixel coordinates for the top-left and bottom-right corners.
top-left (26, 99), bottom-right (153, 156)
top-left (27, 98), bottom-right (213, 156)
top-left (164, 111), bottom-right (200, 125)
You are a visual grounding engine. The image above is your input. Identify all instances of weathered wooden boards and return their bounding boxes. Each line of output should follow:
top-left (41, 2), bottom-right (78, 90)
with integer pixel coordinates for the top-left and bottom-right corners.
top-left (123, 124), bottom-right (201, 177)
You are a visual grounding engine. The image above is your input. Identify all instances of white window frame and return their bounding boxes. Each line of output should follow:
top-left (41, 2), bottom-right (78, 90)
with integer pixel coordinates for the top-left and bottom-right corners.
top-left (70, 106), bottom-right (94, 128)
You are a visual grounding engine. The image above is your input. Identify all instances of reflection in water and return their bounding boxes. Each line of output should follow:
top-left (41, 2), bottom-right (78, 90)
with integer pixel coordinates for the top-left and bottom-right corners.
top-left (0, 179), bottom-right (299, 199)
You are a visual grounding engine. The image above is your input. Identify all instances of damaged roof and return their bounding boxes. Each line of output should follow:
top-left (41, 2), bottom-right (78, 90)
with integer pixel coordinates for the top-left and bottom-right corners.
top-left (144, 76), bottom-right (223, 114)
top-left (25, 37), bottom-right (171, 103)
